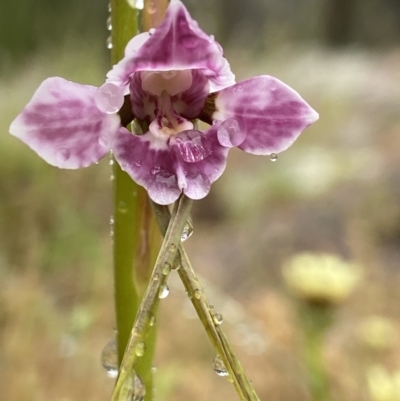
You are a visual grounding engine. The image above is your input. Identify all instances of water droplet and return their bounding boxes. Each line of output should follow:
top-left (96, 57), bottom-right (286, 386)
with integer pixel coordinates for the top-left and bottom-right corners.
top-left (56, 148), bottom-right (70, 163)
top-left (172, 260), bottom-right (180, 271)
top-left (159, 284), bottom-right (169, 299)
top-left (135, 342), bottom-right (145, 357)
top-left (213, 313), bottom-right (224, 325)
top-left (95, 82), bottom-right (124, 114)
top-left (213, 355), bottom-right (229, 377)
top-left (217, 118), bottom-right (246, 148)
top-left (208, 35), bottom-right (215, 43)
top-left (270, 153), bottom-right (278, 162)
top-left (151, 165), bottom-right (160, 175)
top-left (175, 130), bottom-right (212, 163)
top-left (106, 16), bottom-right (112, 31)
top-left (110, 216), bottom-right (115, 225)
top-left (153, 273), bottom-right (160, 281)
top-left (162, 262), bottom-right (171, 275)
top-left (181, 220), bottom-right (194, 242)
top-left (110, 174), bottom-right (115, 181)
top-left (106, 36), bottom-right (113, 49)
top-left (108, 2), bottom-right (111, 12)
top-left (149, 28), bottom-right (156, 35)
top-left (126, 0), bottom-right (144, 9)
top-left (194, 289), bottom-right (201, 300)
top-left (146, 0), bottom-right (156, 14)
top-left (101, 339), bottom-right (118, 378)
top-left (110, 215), bottom-right (115, 237)
top-left (109, 158), bottom-right (114, 166)
top-left (149, 315), bottom-right (156, 327)
top-left (169, 243), bottom-right (177, 253)
top-left (118, 201), bottom-right (128, 214)
top-left (122, 372), bottom-right (146, 401)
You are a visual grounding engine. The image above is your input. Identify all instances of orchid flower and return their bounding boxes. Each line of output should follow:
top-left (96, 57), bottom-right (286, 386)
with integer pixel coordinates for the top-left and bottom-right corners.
top-left (10, 0), bottom-right (318, 205)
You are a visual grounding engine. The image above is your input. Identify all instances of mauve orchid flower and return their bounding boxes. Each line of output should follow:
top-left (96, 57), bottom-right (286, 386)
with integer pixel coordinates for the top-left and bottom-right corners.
top-left (10, 0), bottom-right (318, 205)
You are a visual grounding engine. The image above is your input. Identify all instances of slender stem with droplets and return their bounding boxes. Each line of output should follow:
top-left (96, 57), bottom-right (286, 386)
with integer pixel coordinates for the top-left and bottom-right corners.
top-left (111, 195), bottom-right (193, 401)
top-left (110, 0), bottom-right (164, 399)
top-left (151, 202), bottom-right (261, 401)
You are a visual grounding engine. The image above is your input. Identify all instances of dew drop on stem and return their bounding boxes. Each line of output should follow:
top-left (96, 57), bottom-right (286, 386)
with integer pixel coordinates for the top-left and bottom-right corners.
top-left (126, 0), bottom-right (144, 10)
top-left (270, 153), bottom-right (278, 162)
top-left (213, 355), bottom-right (229, 377)
top-left (213, 313), bottom-right (224, 325)
top-left (162, 262), bottom-right (171, 275)
top-left (159, 284), bottom-right (169, 299)
top-left (106, 36), bottom-right (113, 49)
top-left (101, 339), bottom-right (118, 378)
top-left (135, 342), bottom-right (145, 357)
top-left (181, 219), bottom-right (194, 242)
top-left (122, 372), bottom-right (146, 401)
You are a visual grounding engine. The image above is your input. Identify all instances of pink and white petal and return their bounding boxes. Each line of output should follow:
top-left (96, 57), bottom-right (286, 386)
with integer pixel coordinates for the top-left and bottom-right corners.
top-left (124, 32), bottom-right (151, 57)
top-left (170, 124), bottom-right (229, 200)
top-left (113, 128), bottom-right (181, 205)
top-left (172, 70), bottom-right (209, 120)
top-left (213, 76), bottom-right (319, 155)
top-left (9, 77), bottom-right (120, 169)
top-left (106, 0), bottom-right (235, 92)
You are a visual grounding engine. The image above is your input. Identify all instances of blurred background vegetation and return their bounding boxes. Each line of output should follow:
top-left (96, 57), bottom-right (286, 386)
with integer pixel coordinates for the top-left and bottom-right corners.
top-left (1, 0), bottom-right (400, 400)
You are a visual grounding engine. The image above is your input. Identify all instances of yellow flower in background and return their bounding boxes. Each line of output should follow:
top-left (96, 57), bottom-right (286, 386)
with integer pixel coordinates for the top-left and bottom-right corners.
top-left (358, 315), bottom-right (397, 350)
top-left (367, 365), bottom-right (400, 401)
top-left (282, 252), bottom-right (361, 306)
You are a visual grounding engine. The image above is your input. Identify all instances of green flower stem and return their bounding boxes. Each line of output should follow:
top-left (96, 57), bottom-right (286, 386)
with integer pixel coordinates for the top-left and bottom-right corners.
top-left (299, 303), bottom-right (333, 401)
top-left (111, 195), bottom-right (193, 401)
top-left (151, 202), bottom-right (261, 401)
top-left (110, 0), bottom-right (161, 399)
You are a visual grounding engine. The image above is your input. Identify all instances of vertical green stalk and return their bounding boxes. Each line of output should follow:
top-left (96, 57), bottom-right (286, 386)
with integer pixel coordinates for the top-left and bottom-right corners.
top-left (299, 304), bottom-right (333, 401)
top-left (110, 0), bottom-right (161, 398)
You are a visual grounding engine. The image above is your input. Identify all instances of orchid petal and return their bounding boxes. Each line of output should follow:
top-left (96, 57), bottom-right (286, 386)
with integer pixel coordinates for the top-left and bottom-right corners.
top-left (171, 124), bottom-right (229, 200)
top-left (106, 0), bottom-right (235, 93)
top-left (9, 77), bottom-right (120, 168)
top-left (213, 76), bottom-right (319, 155)
top-left (113, 128), bottom-right (181, 205)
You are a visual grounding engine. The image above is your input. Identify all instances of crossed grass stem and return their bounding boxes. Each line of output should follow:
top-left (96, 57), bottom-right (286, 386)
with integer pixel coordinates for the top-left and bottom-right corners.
top-left (151, 201), bottom-right (260, 401)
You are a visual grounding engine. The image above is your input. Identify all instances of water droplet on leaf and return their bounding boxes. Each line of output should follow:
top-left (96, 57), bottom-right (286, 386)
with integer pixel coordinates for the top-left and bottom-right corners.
top-left (194, 289), bottom-right (202, 300)
top-left (149, 315), bottom-right (156, 327)
top-left (169, 243), bottom-right (177, 253)
top-left (101, 339), bottom-right (118, 378)
top-left (270, 153), bottom-right (278, 162)
top-left (159, 284), bottom-right (169, 299)
top-left (213, 355), bottom-right (229, 377)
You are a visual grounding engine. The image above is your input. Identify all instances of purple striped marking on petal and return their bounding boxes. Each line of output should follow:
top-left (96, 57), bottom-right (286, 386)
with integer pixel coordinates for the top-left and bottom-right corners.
top-left (106, 0), bottom-right (235, 93)
top-left (113, 128), bottom-right (181, 205)
top-left (9, 77), bottom-right (120, 169)
top-left (213, 76), bottom-right (319, 155)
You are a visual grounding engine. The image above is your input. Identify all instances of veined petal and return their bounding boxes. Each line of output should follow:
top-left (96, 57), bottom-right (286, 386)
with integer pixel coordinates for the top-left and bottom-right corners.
top-left (106, 0), bottom-right (235, 93)
top-left (171, 124), bottom-right (229, 200)
top-left (113, 128), bottom-right (181, 205)
top-left (213, 76), bottom-right (319, 155)
top-left (9, 77), bottom-right (120, 168)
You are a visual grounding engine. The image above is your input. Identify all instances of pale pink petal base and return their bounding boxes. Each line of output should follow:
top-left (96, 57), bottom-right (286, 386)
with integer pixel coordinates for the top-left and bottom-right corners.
top-left (213, 76), bottom-right (319, 155)
top-left (10, 77), bottom-right (120, 168)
